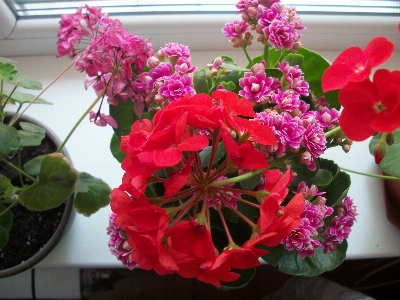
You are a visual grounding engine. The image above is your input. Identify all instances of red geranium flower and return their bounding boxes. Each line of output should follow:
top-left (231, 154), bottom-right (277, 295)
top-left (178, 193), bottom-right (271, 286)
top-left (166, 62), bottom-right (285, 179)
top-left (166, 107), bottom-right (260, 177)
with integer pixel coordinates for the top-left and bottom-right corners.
top-left (338, 69), bottom-right (400, 141)
top-left (322, 37), bottom-right (394, 92)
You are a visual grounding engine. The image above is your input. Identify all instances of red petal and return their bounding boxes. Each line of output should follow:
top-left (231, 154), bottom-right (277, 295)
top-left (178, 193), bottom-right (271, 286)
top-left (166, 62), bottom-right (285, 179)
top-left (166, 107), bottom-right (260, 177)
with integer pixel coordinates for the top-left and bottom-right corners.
top-left (340, 103), bottom-right (376, 141)
top-left (154, 147), bottom-right (182, 167)
top-left (212, 90), bottom-right (255, 117)
top-left (364, 37), bottom-right (394, 68)
top-left (110, 188), bottom-right (132, 214)
top-left (283, 193), bottom-right (305, 217)
top-left (177, 134), bottom-right (209, 151)
top-left (164, 157), bottom-right (194, 197)
top-left (322, 63), bottom-right (358, 92)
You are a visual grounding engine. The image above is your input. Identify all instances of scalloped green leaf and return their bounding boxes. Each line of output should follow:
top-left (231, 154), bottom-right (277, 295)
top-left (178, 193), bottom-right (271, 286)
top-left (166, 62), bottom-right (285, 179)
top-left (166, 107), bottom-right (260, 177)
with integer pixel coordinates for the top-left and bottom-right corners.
top-left (19, 153), bottom-right (78, 211)
top-left (6, 72), bottom-right (42, 90)
top-left (23, 155), bottom-right (45, 176)
top-left (3, 90), bottom-right (52, 105)
top-left (262, 241), bottom-right (347, 276)
top-left (18, 122), bottom-right (46, 147)
top-left (370, 129), bottom-right (400, 178)
top-left (0, 62), bottom-right (17, 81)
top-left (74, 172), bottom-right (111, 216)
top-left (0, 123), bottom-right (20, 156)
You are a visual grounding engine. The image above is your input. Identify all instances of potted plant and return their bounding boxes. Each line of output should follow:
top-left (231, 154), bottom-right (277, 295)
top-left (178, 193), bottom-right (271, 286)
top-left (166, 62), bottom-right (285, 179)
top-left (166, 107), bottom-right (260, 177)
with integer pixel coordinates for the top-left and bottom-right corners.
top-left (0, 57), bottom-right (112, 277)
top-left (51, 0), bottom-right (400, 289)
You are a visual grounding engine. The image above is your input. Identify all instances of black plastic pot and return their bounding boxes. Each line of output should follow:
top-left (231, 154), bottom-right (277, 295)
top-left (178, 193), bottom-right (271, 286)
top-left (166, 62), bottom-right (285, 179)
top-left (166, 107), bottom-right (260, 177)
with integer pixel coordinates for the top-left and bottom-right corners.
top-left (0, 114), bottom-right (75, 278)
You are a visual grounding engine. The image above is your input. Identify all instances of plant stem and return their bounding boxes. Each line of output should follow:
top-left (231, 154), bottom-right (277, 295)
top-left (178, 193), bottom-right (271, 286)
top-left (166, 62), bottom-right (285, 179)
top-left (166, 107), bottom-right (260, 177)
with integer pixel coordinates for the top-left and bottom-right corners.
top-left (325, 126), bottom-right (342, 138)
top-left (0, 157), bottom-right (37, 182)
top-left (340, 167), bottom-right (400, 180)
top-left (211, 168), bottom-right (267, 187)
top-left (243, 47), bottom-right (252, 65)
top-left (11, 61), bottom-right (75, 126)
top-left (0, 198), bottom-right (19, 218)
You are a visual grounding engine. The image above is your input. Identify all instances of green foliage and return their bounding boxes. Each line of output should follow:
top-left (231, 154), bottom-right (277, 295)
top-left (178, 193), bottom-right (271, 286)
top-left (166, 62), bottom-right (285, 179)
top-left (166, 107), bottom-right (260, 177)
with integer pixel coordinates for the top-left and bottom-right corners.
top-left (262, 241), bottom-right (347, 276)
top-left (74, 172), bottom-right (111, 216)
top-left (370, 129), bottom-right (400, 178)
top-left (18, 122), bottom-right (46, 147)
top-left (0, 124), bottom-right (20, 156)
top-left (109, 98), bottom-right (138, 139)
top-left (0, 62), bottom-right (17, 81)
top-left (199, 142), bottom-right (225, 167)
top-left (19, 153), bottom-right (79, 211)
top-left (110, 133), bottom-right (126, 163)
top-left (3, 91), bottom-right (51, 105)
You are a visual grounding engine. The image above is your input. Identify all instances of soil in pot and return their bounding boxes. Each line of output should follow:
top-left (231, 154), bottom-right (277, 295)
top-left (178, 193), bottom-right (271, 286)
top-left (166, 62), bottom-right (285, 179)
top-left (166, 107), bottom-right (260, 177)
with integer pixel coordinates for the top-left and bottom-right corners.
top-left (0, 118), bottom-right (70, 271)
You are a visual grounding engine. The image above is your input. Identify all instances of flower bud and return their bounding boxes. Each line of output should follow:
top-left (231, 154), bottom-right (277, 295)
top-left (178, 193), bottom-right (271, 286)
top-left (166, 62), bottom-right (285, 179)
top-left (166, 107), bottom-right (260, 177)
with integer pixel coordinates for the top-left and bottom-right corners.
top-left (386, 132), bottom-right (395, 146)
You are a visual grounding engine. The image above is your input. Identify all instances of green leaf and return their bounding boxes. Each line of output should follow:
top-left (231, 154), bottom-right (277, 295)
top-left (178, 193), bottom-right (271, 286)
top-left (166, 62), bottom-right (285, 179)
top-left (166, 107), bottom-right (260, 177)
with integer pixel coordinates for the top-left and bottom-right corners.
top-left (199, 142), bottom-right (225, 167)
top-left (18, 122), bottom-right (46, 147)
top-left (0, 57), bottom-right (17, 65)
top-left (0, 62), bottom-right (17, 81)
top-left (311, 169), bottom-right (333, 187)
top-left (262, 241), bottom-right (347, 276)
top-left (0, 225), bottom-right (10, 249)
top-left (193, 68), bottom-right (212, 94)
top-left (1, 176), bottom-right (15, 200)
top-left (5, 72), bottom-right (43, 90)
top-left (74, 172), bottom-right (111, 216)
top-left (370, 129), bottom-right (400, 178)
top-left (240, 172), bottom-right (262, 190)
top-left (283, 53), bottom-right (304, 68)
top-left (109, 99), bottom-right (138, 139)
top-left (3, 90), bottom-right (52, 105)
top-left (220, 267), bottom-right (256, 290)
top-left (110, 133), bottom-right (126, 163)
top-left (0, 203), bottom-right (13, 232)
top-left (0, 123), bottom-right (20, 156)
top-left (220, 63), bottom-right (249, 72)
top-left (218, 81), bottom-right (236, 91)
top-left (296, 47), bottom-right (340, 109)
top-left (24, 155), bottom-right (45, 176)
top-left (321, 170), bottom-right (351, 207)
top-left (19, 153), bottom-right (78, 211)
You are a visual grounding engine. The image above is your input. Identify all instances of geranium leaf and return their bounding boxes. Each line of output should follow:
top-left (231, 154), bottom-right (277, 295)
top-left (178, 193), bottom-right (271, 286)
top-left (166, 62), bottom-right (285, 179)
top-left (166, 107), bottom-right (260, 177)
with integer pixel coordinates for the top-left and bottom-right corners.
top-left (19, 153), bottom-right (78, 211)
top-left (240, 173), bottom-right (262, 190)
top-left (262, 241), bottom-right (347, 276)
top-left (18, 122), bottom-right (46, 147)
top-left (110, 133), bottom-right (126, 163)
top-left (24, 155), bottom-right (45, 176)
top-left (0, 62), bottom-right (17, 81)
top-left (6, 72), bottom-right (43, 90)
top-left (0, 225), bottom-right (10, 249)
top-left (0, 57), bottom-right (17, 65)
top-left (3, 90), bottom-right (52, 105)
top-left (370, 129), bottom-right (400, 178)
top-left (0, 124), bottom-right (20, 156)
top-left (74, 172), bottom-right (111, 216)
top-left (193, 68), bottom-right (212, 94)
top-left (220, 267), bottom-right (256, 290)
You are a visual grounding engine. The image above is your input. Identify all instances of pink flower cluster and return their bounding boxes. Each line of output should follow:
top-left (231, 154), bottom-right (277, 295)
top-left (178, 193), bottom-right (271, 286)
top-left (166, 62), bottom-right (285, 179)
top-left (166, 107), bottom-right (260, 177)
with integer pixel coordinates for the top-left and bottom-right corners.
top-left (225, 0), bottom-right (304, 51)
top-left (282, 183), bottom-right (357, 258)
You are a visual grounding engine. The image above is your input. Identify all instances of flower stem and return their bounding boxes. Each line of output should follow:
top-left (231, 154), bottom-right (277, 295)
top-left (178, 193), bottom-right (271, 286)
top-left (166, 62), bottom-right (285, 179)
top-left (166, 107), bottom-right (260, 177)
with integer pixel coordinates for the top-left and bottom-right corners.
top-left (211, 168), bottom-right (267, 187)
top-left (340, 167), bottom-right (400, 180)
top-left (0, 197), bottom-right (19, 218)
top-left (325, 126), bottom-right (342, 138)
top-left (243, 47), bottom-right (253, 65)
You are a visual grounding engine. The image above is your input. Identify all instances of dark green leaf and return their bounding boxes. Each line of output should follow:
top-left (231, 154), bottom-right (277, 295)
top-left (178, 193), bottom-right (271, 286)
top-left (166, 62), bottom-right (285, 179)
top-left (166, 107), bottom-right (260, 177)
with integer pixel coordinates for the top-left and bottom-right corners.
top-left (200, 142), bottom-right (225, 167)
top-left (0, 225), bottom-right (10, 249)
top-left (262, 241), bottom-right (347, 276)
top-left (219, 81), bottom-right (236, 91)
top-left (18, 122), bottom-right (46, 147)
top-left (321, 171), bottom-right (351, 207)
top-left (240, 173), bottom-right (262, 190)
top-left (193, 68), bottom-right (211, 94)
top-left (24, 155), bottom-right (45, 176)
top-left (74, 172), bottom-right (111, 216)
top-left (370, 129), bottom-right (400, 178)
top-left (0, 123), bottom-right (20, 156)
top-left (283, 53), bottom-right (304, 68)
top-left (110, 133), bottom-right (126, 163)
top-left (221, 63), bottom-right (249, 72)
top-left (1, 176), bottom-right (15, 200)
top-left (220, 267), bottom-right (256, 290)
top-left (0, 62), bottom-right (17, 81)
top-left (19, 153), bottom-right (78, 211)
top-left (109, 100), bottom-right (138, 139)
top-left (297, 47), bottom-right (340, 109)
top-left (0, 203), bottom-right (13, 232)
top-left (311, 169), bottom-right (333, 187)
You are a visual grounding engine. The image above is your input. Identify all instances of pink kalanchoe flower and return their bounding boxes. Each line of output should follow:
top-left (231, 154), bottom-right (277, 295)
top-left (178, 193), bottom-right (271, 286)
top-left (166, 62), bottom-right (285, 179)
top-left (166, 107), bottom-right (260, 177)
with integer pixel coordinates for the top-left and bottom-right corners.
top-left (277, 61), bottom-right (309, 96)
top-left (239, 71), bottom-right (281, 102)
top-left (295, 182), bottom-right (325, 200)
top-left (322, 37), bottom-right (394, 92)
top-left (158, 73), bottom-right (196, 102)
top-left (315, 107), bottom-right (340, 128)
top-left (302, 122), bottom-right (326, 158)
top-left (161, 43), bottom-right (191, 60)
top-left (222, 20), bottom-right (248, 40)
top-left (175, 58), bottom-right (197, 75)
top-left (271, 90), bottom-right (300, 112)
top-left (274, 113), bottom-right (305, 156)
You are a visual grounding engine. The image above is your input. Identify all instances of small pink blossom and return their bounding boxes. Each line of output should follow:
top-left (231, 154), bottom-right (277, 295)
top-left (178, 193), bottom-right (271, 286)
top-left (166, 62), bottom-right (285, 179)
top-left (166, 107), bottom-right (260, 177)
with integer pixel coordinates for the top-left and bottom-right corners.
top-left (89, 111), bottom-right (117, 128)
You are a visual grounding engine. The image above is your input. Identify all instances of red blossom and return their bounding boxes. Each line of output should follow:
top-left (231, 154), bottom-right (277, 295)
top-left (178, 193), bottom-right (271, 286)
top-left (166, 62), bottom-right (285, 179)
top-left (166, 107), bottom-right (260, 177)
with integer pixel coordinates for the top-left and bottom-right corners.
top-left (322, 37), bottom-right (394, 92)
top-left (338, 69), bottom-right (400, 141)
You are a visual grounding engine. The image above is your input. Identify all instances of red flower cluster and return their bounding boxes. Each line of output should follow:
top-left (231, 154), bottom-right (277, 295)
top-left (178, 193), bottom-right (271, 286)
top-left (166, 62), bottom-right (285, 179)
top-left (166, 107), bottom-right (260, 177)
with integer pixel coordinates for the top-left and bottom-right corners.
top-left (110, 91), bottom-right (305, 287)
top-left (322, 37), bottom-right (400, 141)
